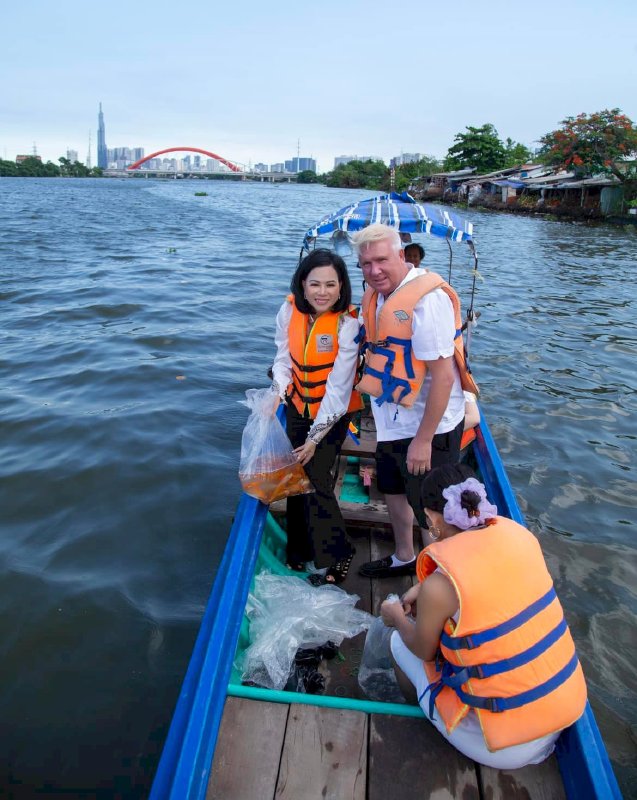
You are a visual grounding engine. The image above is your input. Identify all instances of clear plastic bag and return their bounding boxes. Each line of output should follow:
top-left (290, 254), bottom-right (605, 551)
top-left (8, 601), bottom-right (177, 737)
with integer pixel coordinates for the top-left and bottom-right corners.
top-left (358, 593), bottom-right (406, 703)
top-left (238, 572), bottom-right (373, 691)
top-left (238, 388), bottom-right (313, 504)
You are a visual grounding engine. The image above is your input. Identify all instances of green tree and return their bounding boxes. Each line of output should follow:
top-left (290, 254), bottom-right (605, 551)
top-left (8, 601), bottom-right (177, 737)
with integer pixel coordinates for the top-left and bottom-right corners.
top-left (538, 108), bottom-right (637, 185)
top-left (15, 157), bottom-right (60, 177)
top-left (324, 159), bottom-right (388, 190)
top-left (393, 155), bottom-right (442, 191)
top-left (296, 169), bottom-right (318, 184)
top-left (443, 124), bottom-right (506, 173)
top-left (0, 159), bottom-right (19, 176)
top-left (503, 138), bottom-right (532, 168)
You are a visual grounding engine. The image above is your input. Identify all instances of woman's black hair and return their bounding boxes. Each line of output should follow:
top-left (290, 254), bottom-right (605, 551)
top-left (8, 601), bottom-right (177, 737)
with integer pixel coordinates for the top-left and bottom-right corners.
top-left (420, 463), bottom-right (477, 513)
top-left (404, 242), bottom-right (425, 259)
top-left (290, 249), bottom-right (352, 314)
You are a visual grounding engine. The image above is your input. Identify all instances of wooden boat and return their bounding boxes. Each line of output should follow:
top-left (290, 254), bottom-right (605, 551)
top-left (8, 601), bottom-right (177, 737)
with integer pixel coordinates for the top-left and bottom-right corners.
top-left (149, 195), bottom-right (622, 799)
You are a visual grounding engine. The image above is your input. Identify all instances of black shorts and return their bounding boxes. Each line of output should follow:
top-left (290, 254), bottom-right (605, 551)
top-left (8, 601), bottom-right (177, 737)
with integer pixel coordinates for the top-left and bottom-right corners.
top-left (375, 419), bottom-right (464, 527)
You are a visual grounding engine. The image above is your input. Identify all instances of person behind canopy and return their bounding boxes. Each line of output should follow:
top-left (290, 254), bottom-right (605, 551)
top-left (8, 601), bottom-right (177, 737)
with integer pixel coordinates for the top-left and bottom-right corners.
top-left (271, 249), bottom-right (363, 584)
top-left (404, 242), bottom-right (425, 268)
top-left (380, 463), bottom-right (587, 769)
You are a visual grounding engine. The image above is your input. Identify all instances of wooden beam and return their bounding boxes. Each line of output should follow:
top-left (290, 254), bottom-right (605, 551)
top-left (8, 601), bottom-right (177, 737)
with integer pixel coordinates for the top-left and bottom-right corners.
top-left (369, 714), bottom-right (480, 799)
top-left (207, 696), bottom-right (289, 800)
top-left (478, 756), bottom-right (566, 799)
top-left (275, 705), bottom-right (367, 800)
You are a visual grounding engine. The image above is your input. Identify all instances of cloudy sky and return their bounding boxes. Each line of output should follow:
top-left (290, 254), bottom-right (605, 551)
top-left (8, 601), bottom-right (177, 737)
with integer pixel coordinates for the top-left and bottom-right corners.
top-left (2, 0), bottom-right (636, 172)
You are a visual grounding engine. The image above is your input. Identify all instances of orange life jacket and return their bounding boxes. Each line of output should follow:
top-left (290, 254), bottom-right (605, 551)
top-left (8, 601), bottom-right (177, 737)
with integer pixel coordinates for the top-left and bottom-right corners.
top-left (415, 518), bottom-right (587, 751)
top-left (287, 297), bottom-right (364, 419)
top-left (356, 272), bottom-right (479, 408)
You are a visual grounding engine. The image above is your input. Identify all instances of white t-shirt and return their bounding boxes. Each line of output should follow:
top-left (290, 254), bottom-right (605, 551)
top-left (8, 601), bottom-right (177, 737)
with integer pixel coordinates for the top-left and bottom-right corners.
top-left (367, 267), bottom-right (465, 442)
top-left (271, 301), bottom-right (360, 442)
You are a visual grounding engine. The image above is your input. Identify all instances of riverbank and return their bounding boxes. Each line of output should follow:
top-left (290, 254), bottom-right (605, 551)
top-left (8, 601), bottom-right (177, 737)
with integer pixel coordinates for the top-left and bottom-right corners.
top-left (410, 190), bottom-right (637, 226)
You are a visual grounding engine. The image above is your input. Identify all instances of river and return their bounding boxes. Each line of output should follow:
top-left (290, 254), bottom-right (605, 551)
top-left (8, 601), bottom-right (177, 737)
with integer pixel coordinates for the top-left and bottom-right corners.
top-left (0, 177), bottom-right (635, 798)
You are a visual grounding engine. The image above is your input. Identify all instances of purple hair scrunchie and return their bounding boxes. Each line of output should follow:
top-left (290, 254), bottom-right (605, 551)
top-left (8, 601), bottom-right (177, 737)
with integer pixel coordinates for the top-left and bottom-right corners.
top-left (442, 478), bottom-right (498, 530)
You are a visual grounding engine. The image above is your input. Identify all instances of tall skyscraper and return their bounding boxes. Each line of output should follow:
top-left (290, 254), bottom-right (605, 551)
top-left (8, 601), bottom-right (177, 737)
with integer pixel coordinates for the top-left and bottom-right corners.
top-left (97, 103), bottom-right (107, 169)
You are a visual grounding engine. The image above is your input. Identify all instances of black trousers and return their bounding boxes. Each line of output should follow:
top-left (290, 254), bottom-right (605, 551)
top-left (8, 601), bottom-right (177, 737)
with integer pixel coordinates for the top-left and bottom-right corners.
top-left (285, 403), bottom-right (353, 569)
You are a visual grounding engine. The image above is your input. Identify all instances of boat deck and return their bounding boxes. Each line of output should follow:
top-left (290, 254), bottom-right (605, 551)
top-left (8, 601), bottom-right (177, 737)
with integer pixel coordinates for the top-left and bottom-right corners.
top-left (207, 524), bottom-right (566, 799)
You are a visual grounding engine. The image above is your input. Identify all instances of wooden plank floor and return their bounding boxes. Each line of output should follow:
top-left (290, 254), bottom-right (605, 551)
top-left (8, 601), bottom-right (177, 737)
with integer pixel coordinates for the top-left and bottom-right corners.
top-left (209, 522), bottom-right (565, 800)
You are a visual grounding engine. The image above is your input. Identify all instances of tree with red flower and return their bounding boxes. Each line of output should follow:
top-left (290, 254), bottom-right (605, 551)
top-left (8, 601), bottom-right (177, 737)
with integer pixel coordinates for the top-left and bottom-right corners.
top-left (538, 109), bottom-right (637, 187)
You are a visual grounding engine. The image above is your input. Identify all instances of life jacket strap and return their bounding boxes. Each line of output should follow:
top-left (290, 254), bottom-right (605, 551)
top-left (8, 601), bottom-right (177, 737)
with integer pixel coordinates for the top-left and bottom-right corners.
top-left (449, 652), bottom-right (580, 713)
top-left (364, 366), bottom-right (412, 406)
top-left (292, 373), bottom-right (329, 390)
top-left (290, 355), bottom-right (335, 373)
top-left (288, 382), bottom-right (323, 405)
top-left (444, 617), bottom-right (569, 682)
top-left (441, 586), bottom-right (557, 650)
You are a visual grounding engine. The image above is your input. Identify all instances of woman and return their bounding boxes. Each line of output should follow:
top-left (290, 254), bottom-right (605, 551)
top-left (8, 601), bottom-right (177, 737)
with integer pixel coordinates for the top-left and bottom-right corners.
top-left (380, 463), bottom-right (587, 769)
top-left (271, 249), bottom-right (364, 584)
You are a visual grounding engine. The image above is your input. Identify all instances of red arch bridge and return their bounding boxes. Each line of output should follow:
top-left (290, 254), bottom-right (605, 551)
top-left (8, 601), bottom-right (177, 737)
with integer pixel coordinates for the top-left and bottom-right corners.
top-left (127, 147), bottom-right (242, 173)
top-left (103, 147), bottom-right (298, 181)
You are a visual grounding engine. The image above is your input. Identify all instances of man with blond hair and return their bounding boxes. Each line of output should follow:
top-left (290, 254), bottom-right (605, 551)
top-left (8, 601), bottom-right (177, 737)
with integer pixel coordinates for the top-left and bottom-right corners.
top-left (353, 224), bottom-right (465, 578)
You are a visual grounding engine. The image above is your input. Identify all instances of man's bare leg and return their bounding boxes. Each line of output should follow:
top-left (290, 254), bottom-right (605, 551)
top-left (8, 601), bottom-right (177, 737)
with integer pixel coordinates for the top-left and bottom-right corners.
top-left (385, 493), bottom-right (416, 562)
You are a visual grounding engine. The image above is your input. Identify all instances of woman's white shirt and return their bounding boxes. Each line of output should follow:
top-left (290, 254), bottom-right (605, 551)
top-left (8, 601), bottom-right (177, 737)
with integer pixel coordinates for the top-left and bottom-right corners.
top-left (272, 301), bottom-right (360, 443)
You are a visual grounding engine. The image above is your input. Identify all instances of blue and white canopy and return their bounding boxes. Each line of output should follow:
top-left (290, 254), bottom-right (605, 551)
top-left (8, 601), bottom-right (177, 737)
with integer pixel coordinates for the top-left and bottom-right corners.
top-left (302, 191), bottom-right (473, 251)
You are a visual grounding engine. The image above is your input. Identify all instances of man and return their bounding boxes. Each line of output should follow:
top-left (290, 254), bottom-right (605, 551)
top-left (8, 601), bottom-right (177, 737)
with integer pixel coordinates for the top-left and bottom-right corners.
top-left (353, 224), bottom-right (467, 578)
top-left (404, 242), bottom-right (425, 269)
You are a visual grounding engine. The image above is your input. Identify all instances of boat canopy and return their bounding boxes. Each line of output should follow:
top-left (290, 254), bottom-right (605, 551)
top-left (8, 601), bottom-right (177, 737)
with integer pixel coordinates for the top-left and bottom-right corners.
top-left (302, 191), bottom-right (474, 252)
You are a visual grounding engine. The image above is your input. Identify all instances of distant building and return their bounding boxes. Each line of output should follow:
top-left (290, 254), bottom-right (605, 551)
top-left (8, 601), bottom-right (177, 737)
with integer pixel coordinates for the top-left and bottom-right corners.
top-left (97, 103), bottom-right (108, 169)
top-left (132, 148), bottom-right (145, 161)
top-left (390, 153), bottom-right (423, 168)
top-left (271, 163), bottom-right (284, 173)
top-left (254, 163), bottom-right (268, 172)
top-left (66, 149), bottom-right (79, 163)
top-left (16, 154), bottom-right (42, 163)
top-left (295, 157), bottom-right (316, 172)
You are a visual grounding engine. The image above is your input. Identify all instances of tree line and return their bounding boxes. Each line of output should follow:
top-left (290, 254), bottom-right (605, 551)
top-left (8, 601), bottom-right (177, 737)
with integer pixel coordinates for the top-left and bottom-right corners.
top-left (299, 109), bottom-right (637, 195)
top-left (0, 156), bottom-right (103, 178)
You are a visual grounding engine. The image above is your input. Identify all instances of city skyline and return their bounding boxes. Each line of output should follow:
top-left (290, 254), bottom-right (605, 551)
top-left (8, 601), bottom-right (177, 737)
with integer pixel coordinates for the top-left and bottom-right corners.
top-left (2, 1), bottom-right (636, 174)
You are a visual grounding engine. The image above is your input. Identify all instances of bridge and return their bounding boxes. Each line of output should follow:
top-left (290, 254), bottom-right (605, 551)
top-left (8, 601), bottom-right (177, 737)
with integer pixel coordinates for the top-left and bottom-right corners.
top-left (103, 146), bottom-right (299, 182)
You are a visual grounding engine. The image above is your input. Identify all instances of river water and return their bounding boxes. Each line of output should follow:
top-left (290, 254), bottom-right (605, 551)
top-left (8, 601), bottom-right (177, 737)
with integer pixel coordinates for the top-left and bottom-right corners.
top-left (1, 178), bottom-right (635, 798)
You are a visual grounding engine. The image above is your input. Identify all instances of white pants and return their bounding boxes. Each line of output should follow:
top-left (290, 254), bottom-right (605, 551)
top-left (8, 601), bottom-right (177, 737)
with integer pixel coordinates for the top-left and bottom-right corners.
top-left (390, 631), bottom-right (558, 769)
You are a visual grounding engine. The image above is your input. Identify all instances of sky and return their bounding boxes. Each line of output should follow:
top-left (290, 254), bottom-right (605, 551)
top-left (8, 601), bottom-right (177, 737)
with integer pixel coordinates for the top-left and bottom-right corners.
top-left (2, 0), bottom-right (636, 173)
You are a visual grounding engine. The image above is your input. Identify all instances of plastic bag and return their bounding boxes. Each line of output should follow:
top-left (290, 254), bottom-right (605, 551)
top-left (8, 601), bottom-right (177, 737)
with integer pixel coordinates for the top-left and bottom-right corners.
top-left (238, 388), bottom-right (313, 504)
top-left (358, 593), bottom-right (405, 703)
top-left (238, 572), bottom-right (373, 691)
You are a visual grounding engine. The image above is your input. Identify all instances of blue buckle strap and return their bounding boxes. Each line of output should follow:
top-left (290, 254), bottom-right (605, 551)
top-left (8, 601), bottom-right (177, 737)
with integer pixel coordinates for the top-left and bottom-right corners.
top-left (444, 617), bottom-right (569, 683)
top-left (451, 652), bottom-right (580, 713)
top-left (354, 324), bottom-right (366, 345)
top-left (384, 336), bottom-right (415, 379)
top-left (419, 674), bottom-right (446, 721)
top-left (364, 366), bottom-right (411, 406)
top-left (441, 586), bottom-right (557, 651)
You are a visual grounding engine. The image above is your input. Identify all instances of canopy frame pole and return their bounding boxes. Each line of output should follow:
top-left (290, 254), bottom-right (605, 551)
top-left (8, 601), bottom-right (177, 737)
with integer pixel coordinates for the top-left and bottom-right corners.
top-left (465, 240), bottom-right (479, 359)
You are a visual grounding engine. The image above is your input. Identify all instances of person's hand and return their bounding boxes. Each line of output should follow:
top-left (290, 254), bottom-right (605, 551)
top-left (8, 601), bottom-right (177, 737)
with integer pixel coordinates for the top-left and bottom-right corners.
top-left (406, 436), bottom-right (431, 475)
top-left (400, 584), bottom-right (421, 617)
top-left (381, 598), bottom-right (405, 628)
top-left (293, 439), bottom-right (317, 466)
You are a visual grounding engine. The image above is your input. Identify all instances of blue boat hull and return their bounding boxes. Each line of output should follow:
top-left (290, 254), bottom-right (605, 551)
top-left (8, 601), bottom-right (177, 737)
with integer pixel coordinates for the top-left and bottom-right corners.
top-left (149, 410), bottom-right (622, 800)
